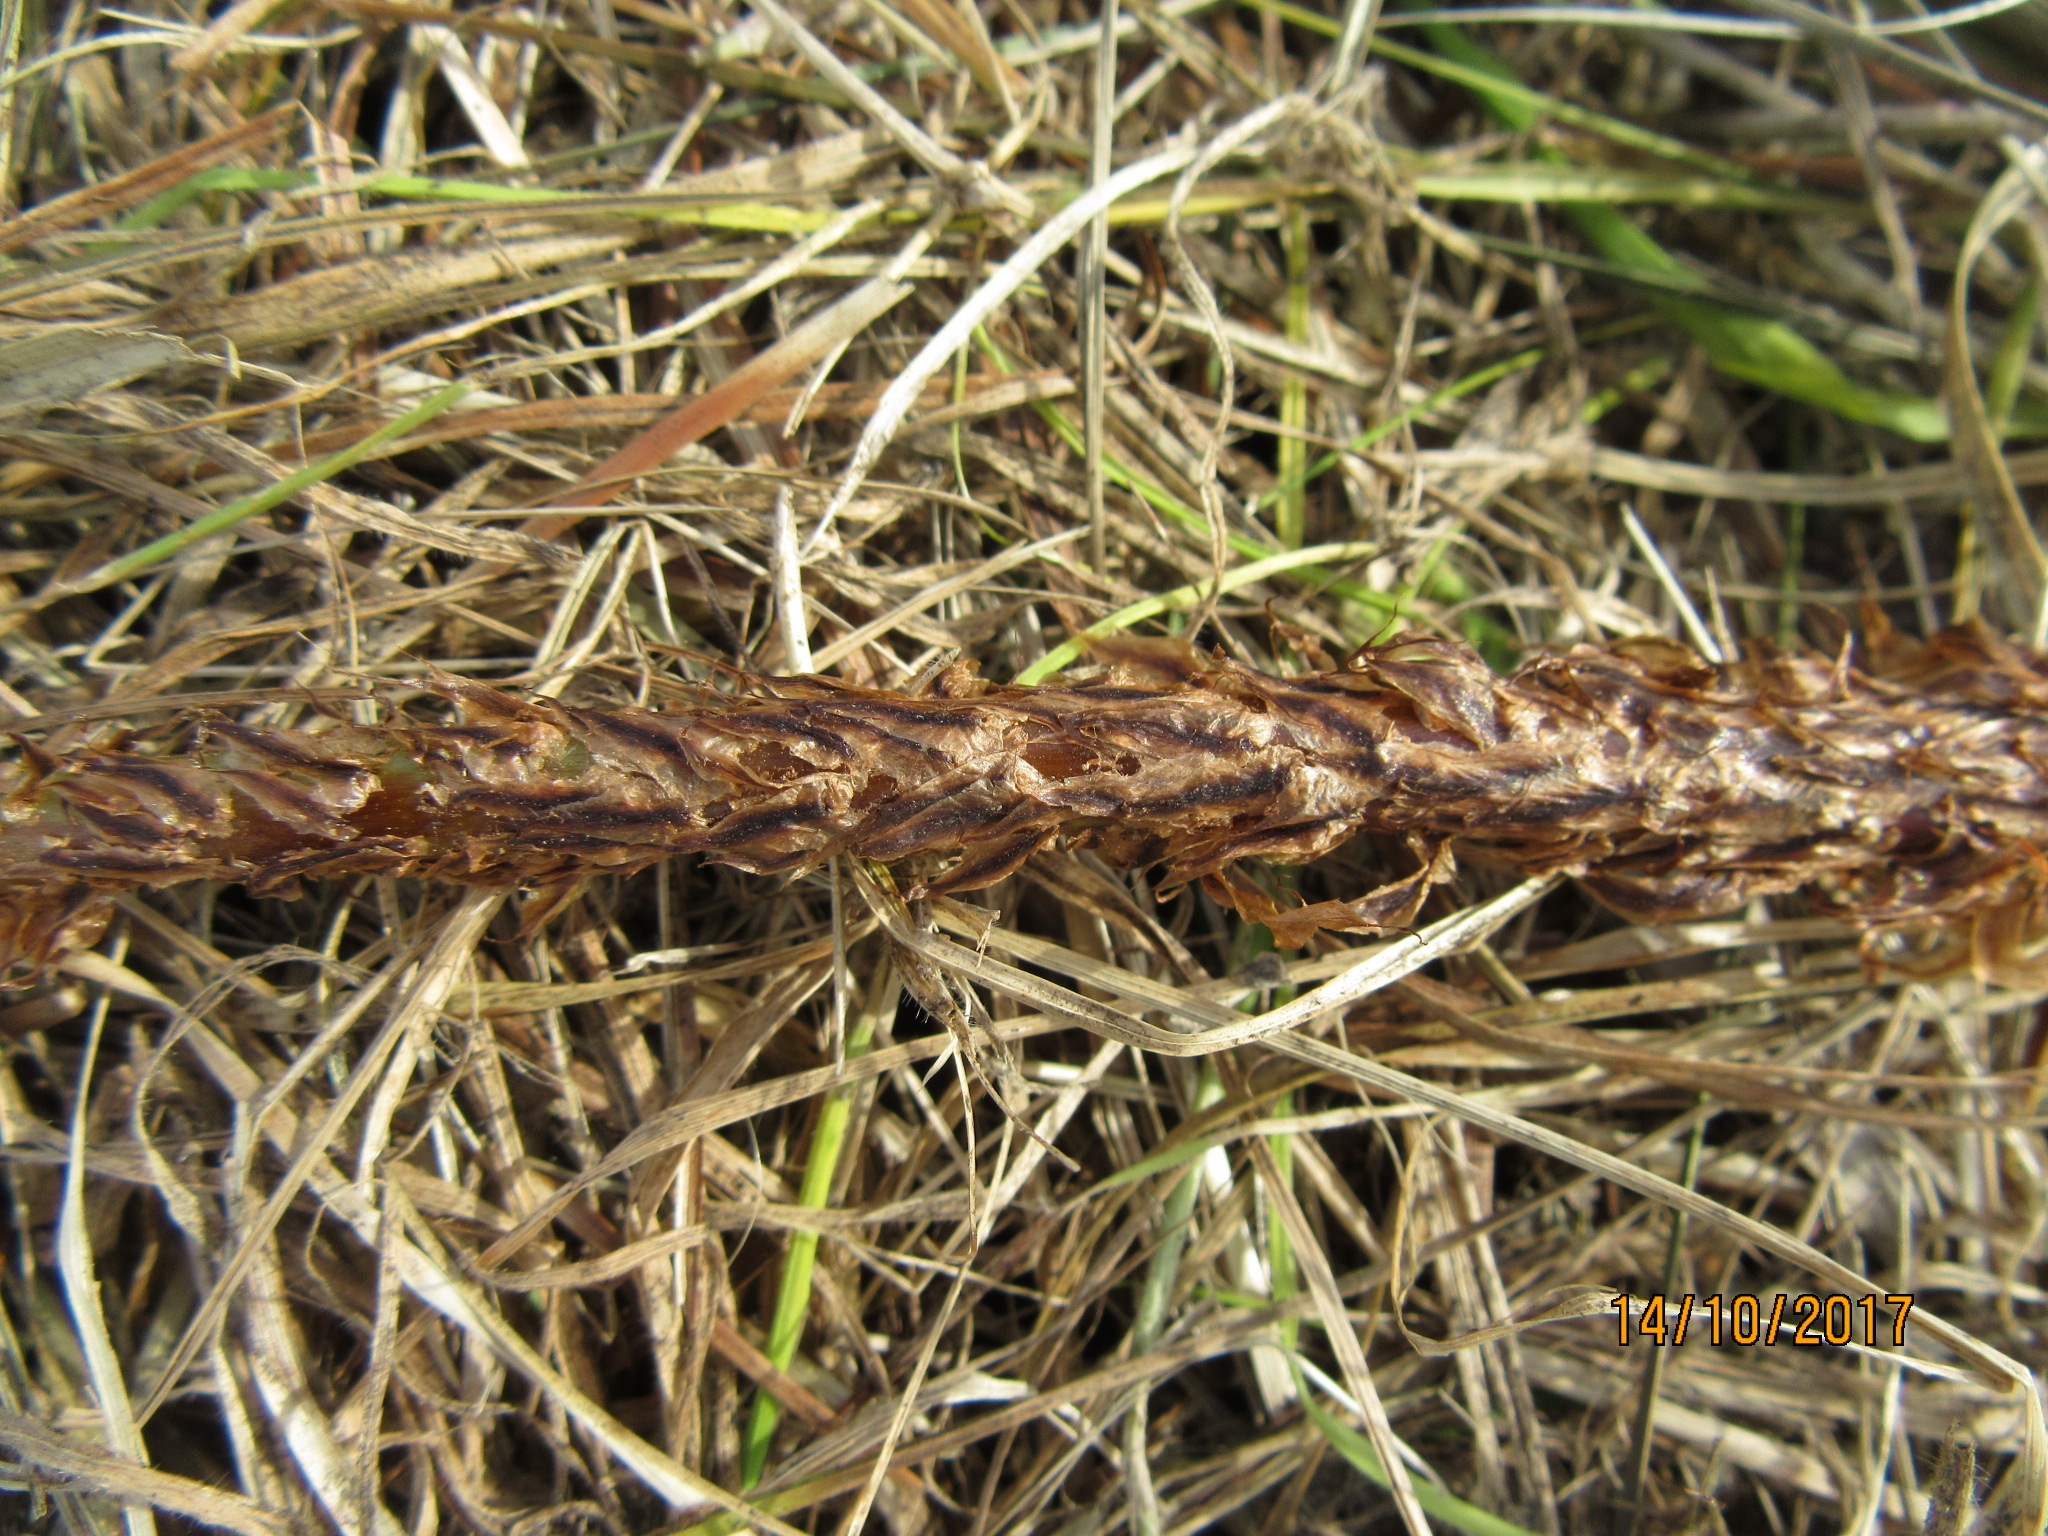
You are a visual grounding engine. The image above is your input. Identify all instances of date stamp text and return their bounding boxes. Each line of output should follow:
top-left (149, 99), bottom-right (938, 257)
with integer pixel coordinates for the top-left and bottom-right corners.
top-left (1611, 1293), bottom-right (1914, 1347)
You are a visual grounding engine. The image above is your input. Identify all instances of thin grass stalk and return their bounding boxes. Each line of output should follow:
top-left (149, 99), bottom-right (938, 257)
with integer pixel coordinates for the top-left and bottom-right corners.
top-left (1780, 501), bottom-right (1808, 649)
top-left (1295, 1373), bottom-right (1545, 1536)
top-left (1129, 1067), bottom-right (1228, 1352)
top-left (1988, 273), bottom-right (2042, 438)
top-left (1122, 1064), bottom-right (1224, 1536)
top-left (42, 381), bottom-right (472, 605)
top-left (1622, 1102), bottom-right (1708, 1531)
top-left (59, 977), bottom-right (158, 1536)
top-left (978, 323), bottom-right (1502, 641)
top-left (1231, 917), bottom-right (1302, 1358)
top-left (1277, 201), bottom-right (1310, 551)
top-left (1081, 0), bottom-right (1117, 575)
top-left (740, 961), bottom-right (891, 1486)
top-left (1263, 1090), bottom-right (1300, 1350)
top-left (1016, 538), bottom-right (1380, 681)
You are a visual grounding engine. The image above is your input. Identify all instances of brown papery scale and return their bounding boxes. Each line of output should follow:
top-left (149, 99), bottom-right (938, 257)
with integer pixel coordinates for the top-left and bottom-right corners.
top-left (3, 619), bottom-right (2046, 980)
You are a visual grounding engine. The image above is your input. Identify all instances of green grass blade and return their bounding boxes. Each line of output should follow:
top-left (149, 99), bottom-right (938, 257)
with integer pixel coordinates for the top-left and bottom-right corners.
top-left (740, 967), bottom-right (888, 1487)
top-left (739, 1090), bottom-right (850, 1486)
top-left (1013, 540), bottom-right (1382, 683)
top-left (355, 174), bottom-right (832, 234)
top-left (1368, 35), bottom-right (1754, 181)
top-left (1405, 161), bottom-right (1844, 213)
top-left (1296, 1363), bottom-right (1548, 1536)
top-left (977, 328), bottom-right (1524, 665)
top-left (54, 382), bottom-right (472, 601)
top-left (112, 163), bottom-right (843, 237)
top-left (1278, 203), bottom-right (1311, 551)
top-left (1987, 275), bottom-right (2042, 436)
top-left (1414, 21), bottom-right (1953, 441)
top-left (1262, 1094), bottom-right (1299, 1347)
top-left (1239, 1), bottom-right (1754, 183)
top-left (1248, 343), bottom-right (1544, 522)
top-left (1128, 1066), bottom-right (1227, 1352)
top-left (117, 166), bottom-right (312, 231)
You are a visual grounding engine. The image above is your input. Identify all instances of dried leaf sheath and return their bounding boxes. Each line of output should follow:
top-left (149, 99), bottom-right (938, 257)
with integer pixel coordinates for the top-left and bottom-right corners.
top-left (5, 622), bottom-right (2048, 974)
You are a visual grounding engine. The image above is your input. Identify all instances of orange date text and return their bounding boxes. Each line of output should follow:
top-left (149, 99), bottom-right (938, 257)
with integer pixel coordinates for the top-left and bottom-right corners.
top-left (1610, 1293), bottom-right (1914, 1347)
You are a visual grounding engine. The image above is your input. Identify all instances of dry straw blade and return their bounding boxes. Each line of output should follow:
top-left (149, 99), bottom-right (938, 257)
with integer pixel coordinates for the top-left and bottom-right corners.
top-left (0, 328), bottom-right (193, 420)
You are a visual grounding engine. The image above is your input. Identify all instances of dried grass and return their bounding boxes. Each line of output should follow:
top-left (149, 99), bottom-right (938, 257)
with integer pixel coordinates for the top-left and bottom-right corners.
top-left (0, 1), bottom-right (2044, 1533)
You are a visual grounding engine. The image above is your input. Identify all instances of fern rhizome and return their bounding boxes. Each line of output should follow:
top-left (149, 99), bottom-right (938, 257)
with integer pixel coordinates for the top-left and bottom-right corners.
top-left (2, 620), bottom-right (2042, 978)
